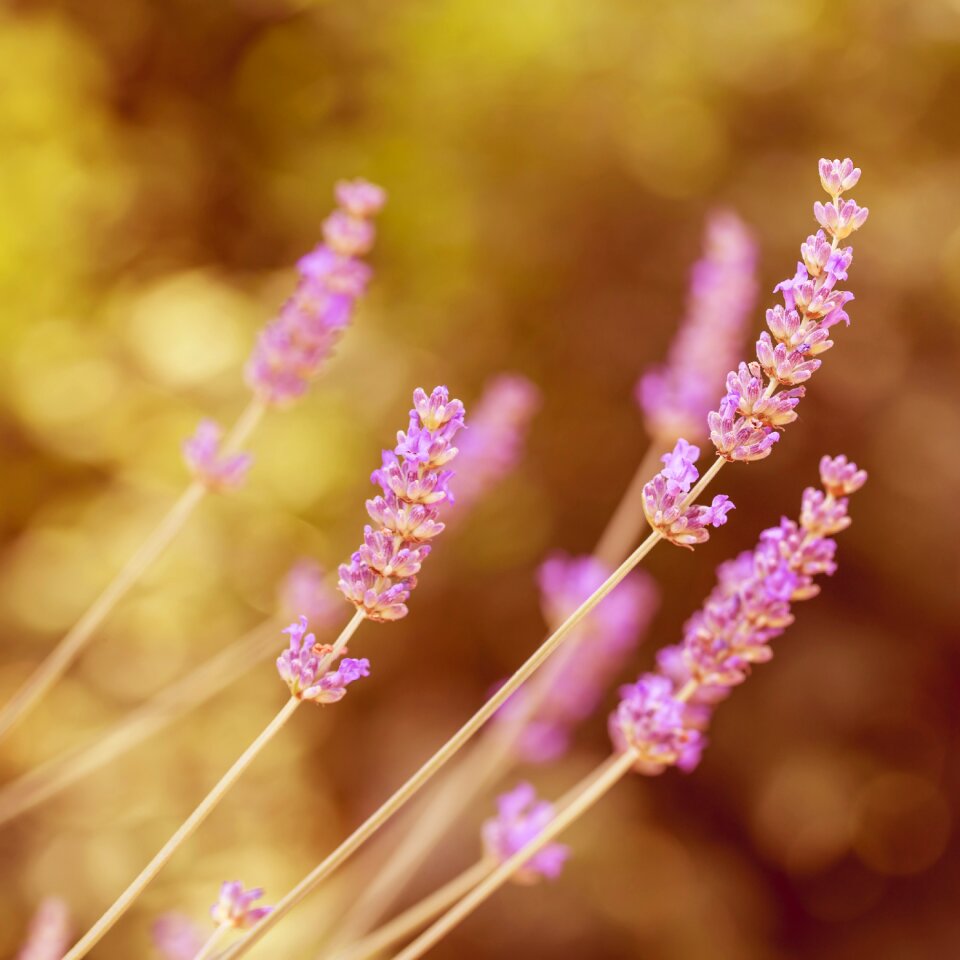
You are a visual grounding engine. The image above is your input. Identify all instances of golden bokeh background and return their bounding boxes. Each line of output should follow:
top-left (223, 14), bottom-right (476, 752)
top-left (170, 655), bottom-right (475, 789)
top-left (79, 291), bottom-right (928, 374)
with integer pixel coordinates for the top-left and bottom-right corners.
top-left (0, 0), bottom-right (958, 957)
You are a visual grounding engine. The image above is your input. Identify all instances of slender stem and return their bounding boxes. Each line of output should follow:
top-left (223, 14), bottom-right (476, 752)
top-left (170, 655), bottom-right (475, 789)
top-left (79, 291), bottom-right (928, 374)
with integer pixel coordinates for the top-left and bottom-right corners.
top-left (0, 397), bottom-right (267, 743)
top-left (0, 620), bottom-right (281, 829)
top-left (221, 530), bottom-right (668, 959)
top-left (391, 751), bottom-right (638, 960)
top-left (62, 696), bottom-right (301, 960)
top-left (332, 861), bottom-right (495, 960)
top-left (193, 924), bottom-right (230, 960)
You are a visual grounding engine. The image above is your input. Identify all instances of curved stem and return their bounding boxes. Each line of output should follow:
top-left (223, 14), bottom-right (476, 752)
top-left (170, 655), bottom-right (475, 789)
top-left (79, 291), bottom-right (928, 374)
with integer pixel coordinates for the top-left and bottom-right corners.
top-left (0, 619), bottom-right (281, 829)
top-left (62, 695), bottom-right (300, 960)
top-left (391, 751), bottom-right (637, 960)
top-left (0, 397), bottom-right (267, 743)
top-left (331, 860), bottom-right (494, 960)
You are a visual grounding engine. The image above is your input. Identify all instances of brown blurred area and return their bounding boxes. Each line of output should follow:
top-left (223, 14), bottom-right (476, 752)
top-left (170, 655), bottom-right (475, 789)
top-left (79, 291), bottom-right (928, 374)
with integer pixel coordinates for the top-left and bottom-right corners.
top-left (0, 0), bottom-right (959, 957)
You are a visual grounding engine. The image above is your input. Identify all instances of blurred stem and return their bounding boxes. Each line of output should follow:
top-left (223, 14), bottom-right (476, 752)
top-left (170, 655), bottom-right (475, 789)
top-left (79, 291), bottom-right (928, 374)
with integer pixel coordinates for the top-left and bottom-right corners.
top-left (193, 924), bottom-right (229, 960)
top-left (332, 860), bottom-right (495, 960)
top-left (0, 397), bottom-right (267, 744)
top-left (0, 619), bottom-right (281, 829)
top-left (391, 750), bottom-right (638, 960)
top-left (222, 457), bottom-right (727, 959)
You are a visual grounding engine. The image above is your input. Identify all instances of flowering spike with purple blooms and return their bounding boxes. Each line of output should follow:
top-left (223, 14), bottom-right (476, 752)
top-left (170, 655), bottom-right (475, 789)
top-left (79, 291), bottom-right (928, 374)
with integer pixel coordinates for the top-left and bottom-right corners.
top-left (481, 783), bottom-right (570, 884)
top-left (245, 179), bottom-right (385, 406)
top-left (276, 616), bottom-right (370, 704)
top-left (338, 386), bottom-right (466, 622)
top-left (637, 211), bottom-right (758, 440)
top-left (17, 898), bottom-right (71, 960)
top-left (641, 439), bottom-right (734, 548)
top-left (452, 374), bottom-right (541, 510)
top-left (709, 159), bottom-right (868, 464)
top-left (182, 419), bottom-right (253, 492)
top-left (612, 455), bottom-right (866, 775)
top-left (211, 881), bottom-right (274, 930)
top-left (504, 553), bottom-right (659, 764)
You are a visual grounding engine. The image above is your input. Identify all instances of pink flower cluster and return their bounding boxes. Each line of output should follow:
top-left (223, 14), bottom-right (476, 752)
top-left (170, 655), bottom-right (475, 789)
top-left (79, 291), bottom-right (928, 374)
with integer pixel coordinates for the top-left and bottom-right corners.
top-left (612, 455), bottom-right (866, 774)
top-left (210, 881), bottom-right (273, 930)
top-left (338, 387), bottom-right (466, 622)
top-left (709, 159), bottom-right (868, 463)
top-left (638, 210), bottom-right (758, 440)
top-left (182, 419), bottom-right (253, 492)
top-left (276, 616), bottom-right (370, 705)
top-left (482, 783), bottom-right (570, 883)
top-left (245, 179), bottom-right (385, 406)
top-left (642, 439), bottom-right (734, 548)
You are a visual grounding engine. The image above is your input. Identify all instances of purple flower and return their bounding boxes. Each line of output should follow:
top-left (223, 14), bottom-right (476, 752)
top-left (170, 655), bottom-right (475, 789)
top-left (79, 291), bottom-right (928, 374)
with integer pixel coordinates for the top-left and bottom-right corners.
top-left (637, 211), bottom-right (758, 440)
top-left (504, 554), bottom-right (659, 764)
top-left (610, 674), bottom-right (701, 774)
top-left (642, 440), bottom-right (734, 548)
top-left (678, 456), bottom-right (866, 690)
top-left (152, 913), bottom-right (204, 960)
top-left (210, 881), bottom-right (273, 930)
top-left (245, 179), bottom-right (385, 406)
top-left (338, 387), bottom-right (466, 622)
top-left (276, 616), bottom-right (370, 704)
top-left (278, 559), bottom-right (342, 627)
top-left (17, 899), bottom-right (71, 960)
top-left (182, 419), bottom-right (252, 492)
top-left (818, 453), bottom-right (868, 497)
top-left (452, 374), bottom-right (541, 509)
top-left (709, 160), bottom-right (868, 464)
top-left (481, 783), bottom-right (571, 883)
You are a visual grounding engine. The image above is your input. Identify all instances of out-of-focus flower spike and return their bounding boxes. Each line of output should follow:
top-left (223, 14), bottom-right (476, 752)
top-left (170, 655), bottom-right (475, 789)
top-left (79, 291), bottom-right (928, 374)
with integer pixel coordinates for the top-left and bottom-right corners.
top-left (182, 419), bottom-right (252, 491)
top-left (278, 559), bottom-right (342, 627)
top-left (481, 783), bottom-right (570, 884)
top-left (152, 913), bottom-right (205, 960)
top-left (17, 898), bottom-right (71, 960)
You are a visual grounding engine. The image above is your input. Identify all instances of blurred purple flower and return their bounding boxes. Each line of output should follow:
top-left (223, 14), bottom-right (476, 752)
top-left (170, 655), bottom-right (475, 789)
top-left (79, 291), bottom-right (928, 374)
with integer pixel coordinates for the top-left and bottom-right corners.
top-left (276, 616), bottom-right (370, 704)
top-left (182, 419), bottom-right (252, 491)
top-left (452, 374), bottom-right (541, 510)
top-left (210, 881), bottom-right (273, 930)
top-left (637, 211), bottom-right (758, 441)
top-left (506, 553), bottom-right (658, 764)
top-left (338, 386), bottom-right (466, 622)
top-left (245, 179), bottom-right (385, 406)
top-left (709, 159), bottom-right (868, 464)
top-left (642, 439), bottom-right (734, 548)
top-left (278, 559), bottom-right (342, 627)
top-left (481, 783), bottom-right (570, 883)
top-left (152, 913), bottom-right (204, 960)
top-left (17, 898), bottom-right (71, 960)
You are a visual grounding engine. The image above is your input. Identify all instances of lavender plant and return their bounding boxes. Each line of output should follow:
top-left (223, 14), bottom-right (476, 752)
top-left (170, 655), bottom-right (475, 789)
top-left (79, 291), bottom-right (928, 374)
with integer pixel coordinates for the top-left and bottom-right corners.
top-left (386, 455), bottom-right (867, 959)
top-left (15, 899), bottom-right (71, 960)
top-left (221, 158), bottom-right (867, 959)
top-left (0, 179), bottom-right (385, 743)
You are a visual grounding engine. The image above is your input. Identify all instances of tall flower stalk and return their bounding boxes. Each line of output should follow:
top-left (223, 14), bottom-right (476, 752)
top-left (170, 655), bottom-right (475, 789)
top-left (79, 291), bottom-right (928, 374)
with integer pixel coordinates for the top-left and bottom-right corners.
top-left (0, 179), bottom-right (385, 743)
top-left (221, 158), bottom-right (867, 958)
top-left (387, 456), bottom-right (866, 959)
top-left (61, 385), bottom-right (463, 960)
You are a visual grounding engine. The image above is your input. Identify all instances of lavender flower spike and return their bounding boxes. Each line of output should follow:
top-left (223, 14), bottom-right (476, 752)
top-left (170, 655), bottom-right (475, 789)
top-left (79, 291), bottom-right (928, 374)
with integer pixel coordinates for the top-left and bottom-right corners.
top-left (277, 616), bottom-right (370, 704)
top-left (642, 439), bottom-right (734, 548)
top-left (613, 454), bottom-right (867, 776)
top-left (182, 419), bottom-right (253, 491)
top-left (452, 374), bottom-right (541, 509)
top-left (638, 210), bottom-right (758, 440)
top-left (338, 386), bottom-right (466, 621)
top-left (709, 159), bottom-right (868, 464)
top-left (245, 179), bottom-right (385, 406)
top-left (211, 881), bottom-right (274, 930)
top-left (17, 898), bottom-right (71, 960)
top-left (152, 914), bottom-right (204, 960)
top-left (481, 783), bottom-right (571, 884)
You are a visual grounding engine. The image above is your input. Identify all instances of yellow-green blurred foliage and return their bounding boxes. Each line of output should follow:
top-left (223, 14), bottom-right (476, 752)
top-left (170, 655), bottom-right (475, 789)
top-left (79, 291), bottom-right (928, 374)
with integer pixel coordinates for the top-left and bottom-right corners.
top-left (0, 0), bottom-right (958, 957)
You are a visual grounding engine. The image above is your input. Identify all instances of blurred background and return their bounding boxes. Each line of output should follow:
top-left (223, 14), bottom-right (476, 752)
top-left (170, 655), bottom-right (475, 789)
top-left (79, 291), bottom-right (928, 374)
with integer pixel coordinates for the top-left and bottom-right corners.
top-left (0, 0), bottom-right (959, 957)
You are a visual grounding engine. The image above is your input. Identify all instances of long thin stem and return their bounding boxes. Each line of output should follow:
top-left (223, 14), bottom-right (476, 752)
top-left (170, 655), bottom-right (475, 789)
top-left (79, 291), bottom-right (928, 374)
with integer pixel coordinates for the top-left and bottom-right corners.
top-left (0, 397), bottom-right (267, 743)
top-left (223, 457), bottom-right (727, 959)
top-left (193, 924), bottom-right (229, 960)
top-left (391, 750), bottom-right (638, 960)
top-left (63, 695), bottom-right (300, 960)
top-left (332, 860), bottom-right (494, 960)
top-left (0, 619), bottom-right (280, 829)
